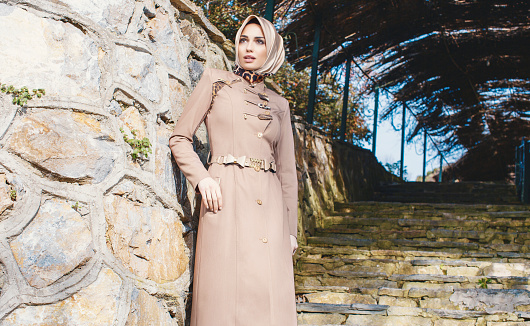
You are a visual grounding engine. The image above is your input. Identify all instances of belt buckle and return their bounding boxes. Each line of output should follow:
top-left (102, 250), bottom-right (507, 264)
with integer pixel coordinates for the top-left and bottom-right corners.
top-left (249, 158), bottom-right (262, 172)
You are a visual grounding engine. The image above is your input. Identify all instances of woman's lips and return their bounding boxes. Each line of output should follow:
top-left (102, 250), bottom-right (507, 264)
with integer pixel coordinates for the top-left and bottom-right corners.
top-left (243, 55), bottom-right (255, 63)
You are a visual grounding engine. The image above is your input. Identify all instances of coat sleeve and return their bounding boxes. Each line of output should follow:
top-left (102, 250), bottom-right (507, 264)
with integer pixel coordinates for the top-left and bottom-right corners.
top-left (274, 99), bottom-right (299, 239)
top-left (169, 67), bottom-right (213, 191)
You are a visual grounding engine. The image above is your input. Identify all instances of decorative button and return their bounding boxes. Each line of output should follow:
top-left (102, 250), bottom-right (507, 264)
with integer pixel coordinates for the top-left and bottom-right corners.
top-left (262, 237), bottom-right (268, 243)
top-left (244, 89), bottom-right (247, 93)
top-left (264, 111), bottom-right (270, 115)
top-left (257, 132), bottom-right (263, 138)
top-left (244, 114), bottom-right (247, 119)
top-left (257, 199), bottom-right (262, 205)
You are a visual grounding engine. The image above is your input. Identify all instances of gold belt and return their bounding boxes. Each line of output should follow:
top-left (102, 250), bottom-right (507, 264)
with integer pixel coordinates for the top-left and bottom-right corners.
top-left (210, 154), bottom-right (276, 172)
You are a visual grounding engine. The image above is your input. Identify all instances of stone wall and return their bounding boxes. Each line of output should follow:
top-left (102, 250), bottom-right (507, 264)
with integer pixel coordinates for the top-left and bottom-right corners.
top-left (0, 0), bottom-right (232, 324)
top-left (292, 117), bottom-right (396, 243)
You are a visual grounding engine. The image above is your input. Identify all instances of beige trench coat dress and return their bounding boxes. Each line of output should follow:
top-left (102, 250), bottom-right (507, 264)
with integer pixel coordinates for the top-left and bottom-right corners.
top-left (169, 67), bottom-right (298, 326)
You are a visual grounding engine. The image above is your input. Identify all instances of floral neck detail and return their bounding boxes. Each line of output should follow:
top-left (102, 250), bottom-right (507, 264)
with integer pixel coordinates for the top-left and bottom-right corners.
top-left (233, 66), bottom-right (269, 85)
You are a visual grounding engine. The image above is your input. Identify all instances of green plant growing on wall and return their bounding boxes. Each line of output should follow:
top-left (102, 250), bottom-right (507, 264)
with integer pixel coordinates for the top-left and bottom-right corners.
top-left (0, 83), bottom-right (45, 106)
top-left (478, 277), bottom-right (492, 289)
top-left (120, 128), bottom-right (152, 161)
top-left (9, 188), bottom-right (16, 201)
top-left (72, 201), bottom-right (80, 211)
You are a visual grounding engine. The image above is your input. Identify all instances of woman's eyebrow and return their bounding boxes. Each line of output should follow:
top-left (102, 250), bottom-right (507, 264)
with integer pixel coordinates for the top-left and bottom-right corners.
top-left (241, 34), bottom-right (265, 39)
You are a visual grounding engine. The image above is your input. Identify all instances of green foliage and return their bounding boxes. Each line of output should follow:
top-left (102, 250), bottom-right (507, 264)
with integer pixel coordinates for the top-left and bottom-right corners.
top-left (71, 201), bottom-right (80, 211)
top-left (272, 63), bottom-right (370, 144)
top-left (120, 128), bottom-right (152, 161)
top-left (384, 160), bottom-right (408, 178)
top-left (9, 188), bottom-right (16, 201)
top-left (194, 0), bottom-right (258, 40)
top-left (0, 83), bottom-right (45, 106)
top-left (478, 277), bottom-right (492, 289)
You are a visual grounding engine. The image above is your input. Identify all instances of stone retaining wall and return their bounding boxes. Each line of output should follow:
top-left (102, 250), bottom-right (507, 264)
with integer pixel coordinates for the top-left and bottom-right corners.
top-left (293, 117), bottom-right (395, 243)
top-left (0, 0), bottom-right (231, 324)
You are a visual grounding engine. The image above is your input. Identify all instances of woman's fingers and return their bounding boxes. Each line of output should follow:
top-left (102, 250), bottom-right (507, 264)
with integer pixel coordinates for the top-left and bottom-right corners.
top-left (215, 186), bottom-right (223, 210)
top-left (210, 190), bottom-right (218, 212)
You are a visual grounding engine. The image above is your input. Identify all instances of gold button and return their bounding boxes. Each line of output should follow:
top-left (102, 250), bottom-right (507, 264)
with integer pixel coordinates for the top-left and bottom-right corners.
top-left (244, 89), bottom-right (247, 93)
top-left (244, 114), bottom-right (247, 119)
top-left (257, 199), bottom-right (262, 205)
top-left (262, 237), bottom-right (268, 243)
top-left (257, 132), bottom-right (263, 138)
top-left (264, 111), bottom-right (270, 115)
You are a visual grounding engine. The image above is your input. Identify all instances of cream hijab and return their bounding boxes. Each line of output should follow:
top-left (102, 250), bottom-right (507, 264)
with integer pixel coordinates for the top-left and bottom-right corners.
top-left (234, 15), bottom-right (285, 75)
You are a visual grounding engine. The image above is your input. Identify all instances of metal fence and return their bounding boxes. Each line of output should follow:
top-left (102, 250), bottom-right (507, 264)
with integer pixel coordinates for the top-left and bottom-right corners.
top-left (515, 139), bottom-right (530, 204)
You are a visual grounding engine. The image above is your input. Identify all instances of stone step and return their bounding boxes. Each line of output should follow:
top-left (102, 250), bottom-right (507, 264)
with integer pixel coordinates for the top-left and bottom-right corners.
top-left (330, 209), bottom-right (530, 220)
top-left (296, 269), bottom-right (530, 290)
top-left (298, 246), bottom-right (530, 261)
top-left (378, 182), bottom-right (516, 193)
top-left (323, 215), bottom-right (530, 231)
top-left (334, 202), bottom-right (530, 214)
top-left (306, 235), bottom-right (526, 253)
top-left (296, 257), bottom-right (530, 278)
top-left (373, 193), bottom-right (521, 205)
top-left (296, 286), bottom-right (530, 313)
top-left (297, 302), bottom-right (530, 325)
top-left (314, 227), bottom-right (530, 244)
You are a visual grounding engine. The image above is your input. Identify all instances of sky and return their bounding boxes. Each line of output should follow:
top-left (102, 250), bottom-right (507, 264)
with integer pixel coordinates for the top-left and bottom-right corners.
top-left (356, 88), bottom-right (461, 182)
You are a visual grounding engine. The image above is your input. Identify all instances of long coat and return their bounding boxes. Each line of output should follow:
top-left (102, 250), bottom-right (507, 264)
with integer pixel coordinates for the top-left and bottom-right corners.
top-left (169, 67), bottom-right (298, 326)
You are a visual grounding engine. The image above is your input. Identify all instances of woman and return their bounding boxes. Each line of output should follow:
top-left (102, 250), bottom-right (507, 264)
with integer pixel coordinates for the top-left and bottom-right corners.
top-left (169, 15), bottom-right (298, 326)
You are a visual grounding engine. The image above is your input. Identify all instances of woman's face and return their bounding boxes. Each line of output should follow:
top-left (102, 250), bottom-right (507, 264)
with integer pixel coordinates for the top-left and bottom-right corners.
top-left (238, 23), bottom-right (267, 71)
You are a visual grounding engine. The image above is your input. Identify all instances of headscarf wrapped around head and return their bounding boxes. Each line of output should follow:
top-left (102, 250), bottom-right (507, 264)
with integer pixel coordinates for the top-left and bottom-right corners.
top-left (234, 15), bottom-right (285, 75)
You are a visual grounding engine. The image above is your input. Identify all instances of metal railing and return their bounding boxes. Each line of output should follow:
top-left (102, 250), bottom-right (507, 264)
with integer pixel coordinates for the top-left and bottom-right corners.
top-left (515, 139), bottom-right (530, 203)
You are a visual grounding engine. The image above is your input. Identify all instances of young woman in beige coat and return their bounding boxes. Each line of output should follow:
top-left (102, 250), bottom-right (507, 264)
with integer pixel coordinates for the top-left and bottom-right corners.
top-left (169, 15), bottom-right (298, 326)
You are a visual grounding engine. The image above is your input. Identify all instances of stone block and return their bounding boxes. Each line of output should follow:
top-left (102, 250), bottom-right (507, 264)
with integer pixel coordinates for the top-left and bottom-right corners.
top-left (379, 296), bottom-right (418, 307)
top-left (345, 315), bottom-right (433, 326)
top-left (450, 289), bottom-right (530, 313)
top-left (403, 282), bottom-right (461, 291)
top-left (125, 288), bottom-right (177, 326)
top-left (10, 198), bottom-right (94, 288)
top-left (3, 267), bottom-right (122, 325)
top-left (434, 319), bottom-right (478, 326)
top-left (386, 306), bottom-right (423, 316)
top-left (305, 292), bottom-right (376, 305)
top-left (6, 110), bottom-right (120, 183)
top-left (104, 189), bottom-right (189, 283)
top-left (447, 267), bottom-right (481, 277)
top-left (379, 287), bottom-right (407, 297)
top-left (59, 0), bottom-right (135, 34)
top-left (408, 288), bottom-right (454, 298)
top-left (483, 264), bottom-right (527, 277)
top-left (0, 5), bottom-right (101, 99)
top-left (420, 298), bottom-right (461, 310)
top-left (116, 46), bottom-right (161, 103)
top-left (297, 312), bottom-right (347, 325)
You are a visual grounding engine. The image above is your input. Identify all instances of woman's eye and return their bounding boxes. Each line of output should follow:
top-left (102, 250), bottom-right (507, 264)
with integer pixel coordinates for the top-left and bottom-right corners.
top-left (240, 38), bottom-right (248, 43)
top-left (257, 39), bottom-right (265, 45)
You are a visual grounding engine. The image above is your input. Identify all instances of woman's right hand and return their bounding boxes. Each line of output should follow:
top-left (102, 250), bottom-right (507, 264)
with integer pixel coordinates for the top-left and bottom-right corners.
top-left (197, 177), bottom-right (223, 213)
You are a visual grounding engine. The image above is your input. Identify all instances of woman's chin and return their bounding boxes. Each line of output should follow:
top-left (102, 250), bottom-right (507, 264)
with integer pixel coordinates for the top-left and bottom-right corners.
top-left (239, 63), bottom-right (261, 71)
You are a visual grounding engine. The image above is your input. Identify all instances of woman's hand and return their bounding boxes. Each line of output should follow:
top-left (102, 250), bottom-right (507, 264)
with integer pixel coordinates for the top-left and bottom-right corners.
top-left (290, 235), bottom-right (298, 255)
top-left (197, 177), bottom-right (223, 213)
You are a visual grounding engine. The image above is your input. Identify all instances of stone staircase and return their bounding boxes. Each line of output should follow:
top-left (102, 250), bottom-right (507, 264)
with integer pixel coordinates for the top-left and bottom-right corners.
top-left (295, 182), bottom-right (530, 326)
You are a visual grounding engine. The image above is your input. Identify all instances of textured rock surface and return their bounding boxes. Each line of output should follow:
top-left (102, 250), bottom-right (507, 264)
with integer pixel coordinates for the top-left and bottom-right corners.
top-left (0, 0), bottom-right (230, 323)
top-left (126, 288), bottom-right (178, 326)
top-left (105, 182), bottom-right (188, 283)
top-left (2, 267), bottom-right (122, 325)
top-left (10, 197), bottom-right (94, 288)
top-left (6, 110), bottom-right (120, 183)
top-left (0, 4), bottom-right (101, 100)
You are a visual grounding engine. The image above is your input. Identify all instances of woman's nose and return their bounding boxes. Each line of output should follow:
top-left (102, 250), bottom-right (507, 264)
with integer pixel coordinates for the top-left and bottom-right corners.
top-left (245, 42), bottom-right (254, 52)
